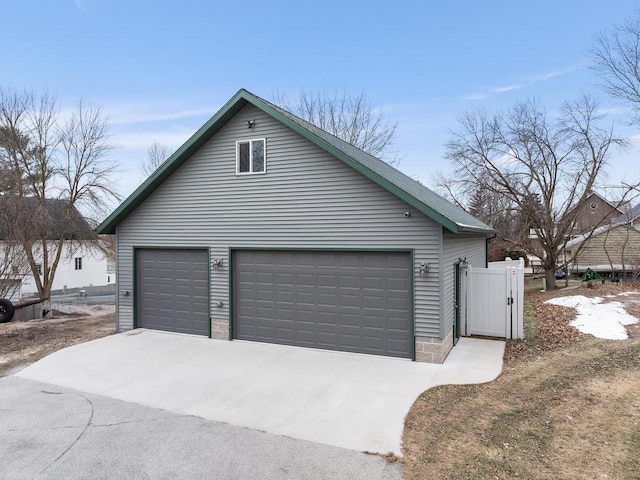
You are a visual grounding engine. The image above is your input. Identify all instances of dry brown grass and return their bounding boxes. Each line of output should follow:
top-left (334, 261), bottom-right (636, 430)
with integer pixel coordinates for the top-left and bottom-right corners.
top-left (402, 283), bottom-right (640, 480)
top-left (0, 311), bottom-right (115, 376)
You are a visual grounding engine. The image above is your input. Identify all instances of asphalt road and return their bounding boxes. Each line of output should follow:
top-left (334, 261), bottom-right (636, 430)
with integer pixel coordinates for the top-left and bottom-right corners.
top-left (0, 376), bottom-right (402, 480)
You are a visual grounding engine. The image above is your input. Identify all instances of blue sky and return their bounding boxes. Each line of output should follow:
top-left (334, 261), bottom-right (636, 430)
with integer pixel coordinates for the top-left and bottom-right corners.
top-left (2, 0), bottom-right (640, 205)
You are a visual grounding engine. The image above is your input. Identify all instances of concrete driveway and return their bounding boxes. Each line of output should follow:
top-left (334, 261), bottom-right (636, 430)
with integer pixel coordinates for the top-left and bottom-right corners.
top-left (16, 330), bottom-right (505, 454)
top-left (1, 376), bottom-right (402, 480)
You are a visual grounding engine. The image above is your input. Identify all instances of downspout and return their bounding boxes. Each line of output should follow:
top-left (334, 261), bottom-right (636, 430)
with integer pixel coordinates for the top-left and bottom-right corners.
top-left (485, 233), bottom-right (497, 266)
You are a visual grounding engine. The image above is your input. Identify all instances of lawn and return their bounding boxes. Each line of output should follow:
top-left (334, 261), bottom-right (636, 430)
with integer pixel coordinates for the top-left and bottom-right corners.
top-left (402, 282), bottom-right (640, 480)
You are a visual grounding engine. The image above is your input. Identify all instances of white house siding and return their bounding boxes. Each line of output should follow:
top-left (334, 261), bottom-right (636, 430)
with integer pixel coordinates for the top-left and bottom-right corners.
top-left (20, 241), bottom-right (111, 296)
top-left (117, 104), bottom-right (443, 336)
top-left (441, 233), bottom-right (486, 333)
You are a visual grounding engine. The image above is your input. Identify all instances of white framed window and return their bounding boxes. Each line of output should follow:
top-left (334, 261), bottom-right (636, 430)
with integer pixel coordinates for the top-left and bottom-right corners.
top-left (75, 257), bottom-right (83, 270)
top-left (236, 138), bottom-right (266, 175)
top-left (11, 265), bottom-right (18, 275)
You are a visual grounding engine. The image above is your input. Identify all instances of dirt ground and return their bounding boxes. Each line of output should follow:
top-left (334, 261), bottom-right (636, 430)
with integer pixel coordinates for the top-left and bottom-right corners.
top-left (402, 282), bottom-right (640, 480)
top-left (0, 307), bottom-right (115, 377)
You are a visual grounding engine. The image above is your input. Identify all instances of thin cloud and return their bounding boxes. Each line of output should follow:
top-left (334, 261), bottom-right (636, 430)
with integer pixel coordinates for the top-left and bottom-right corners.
top-left (492, 84), bottom-right (523, 93)
top-left (107, 106), bottom-right (215, 126)
top-left (627, 133), bottom-right (640, 144)
top-left (114, 130), bottom-right (193, 150)
top-left (525, 66), bottom-right (581, 83)
top-left (596, 106), bottom-right (631, 116)
top-left (462, 65), bottom-right (581, 101)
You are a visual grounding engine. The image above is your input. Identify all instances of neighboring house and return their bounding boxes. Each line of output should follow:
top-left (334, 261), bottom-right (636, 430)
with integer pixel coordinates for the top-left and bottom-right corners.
top-left (1, 198), bottom-right (114, 299)
top-left (568, 191), bottom-right (624, 235)
top-left (528, 192), bottom-right (626, 269)
top-left (96, 89), bottom-right (494, 363)
top-left (613, 202), bottom-right (640, 230)
top-left (20, 242), bottom-right (114, 296)
top-left (565, 223), bottom-right (640, 275)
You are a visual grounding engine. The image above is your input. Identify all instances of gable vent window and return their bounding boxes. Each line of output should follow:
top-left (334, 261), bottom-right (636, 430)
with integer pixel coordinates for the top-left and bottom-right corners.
top-left (75, 257), bottom-right (83, 270)
top-left (236, 138), bottom-right (266, 175)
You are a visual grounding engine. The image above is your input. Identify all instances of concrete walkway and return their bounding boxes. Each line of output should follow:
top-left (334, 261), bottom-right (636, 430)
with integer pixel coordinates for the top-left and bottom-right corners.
top-left (16, 330), bottom-right (505, 454)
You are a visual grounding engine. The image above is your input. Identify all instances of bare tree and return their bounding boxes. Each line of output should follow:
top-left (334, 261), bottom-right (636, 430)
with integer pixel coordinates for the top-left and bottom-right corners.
top-left (0, 197), bottom-right (32, 299)
top-left (0, 88), bottom-right (120, 300)
top-left (275, 89), bottom-right (400, 165)
top-left (434, 172), bottom-right (531, 257)
top-left (591, 12), bottom-right (640, 125)
top-left (140, 141), bottom-right (171, 178)
top-left (444, 95), bottom-right (633, 289)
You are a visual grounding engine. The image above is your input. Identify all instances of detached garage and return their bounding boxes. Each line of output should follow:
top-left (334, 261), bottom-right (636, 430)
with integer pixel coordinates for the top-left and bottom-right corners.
top-left (96, 89), bottom-right (493, 363)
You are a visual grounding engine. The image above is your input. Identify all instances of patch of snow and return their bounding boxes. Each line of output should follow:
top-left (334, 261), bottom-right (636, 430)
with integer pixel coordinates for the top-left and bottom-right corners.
top-left (545, 295), bottom-right (638, 340)
top-left (617, 291), bottom-right (640, 297)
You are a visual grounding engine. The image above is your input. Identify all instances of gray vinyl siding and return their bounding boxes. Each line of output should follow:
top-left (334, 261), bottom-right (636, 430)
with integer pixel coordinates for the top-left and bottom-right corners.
top-left (441, 233), bottom-right (486, 332)
top-left (117, 104), bottom-right (442, 336)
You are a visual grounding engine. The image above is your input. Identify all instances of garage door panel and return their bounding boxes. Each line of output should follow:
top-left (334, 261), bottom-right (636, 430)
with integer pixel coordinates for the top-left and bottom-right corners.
top-left (277, 309), bottom-right (294, 321)
top-left (387, 317), bottom-right (410, 330)
top-left (295, 274), bottom-right (315, 287)
top-left (296, 292), bottom-right (315, 304)
top-left (276, 290), bottom-right (295, 303)
top-left (341, 295), bottom-right (361, 308)
top-left (340, 312), bottom-right (361, 327)
top-left (317, 293), bottom-right (338, 306)
top-left (340, 331), bottom-right (361, 344)
top-left (233, 250), bottom-right (412, 358)
top-left (255, 289), bottom-right (275, 302)
top-left (136, 249), bottom-right (209, 336)
top-left (317, 312), bottom-right (338, 326)
top-left (275, 328), bottom-right (295, 341)
top-left (387, 277), bottom-right (409, 289)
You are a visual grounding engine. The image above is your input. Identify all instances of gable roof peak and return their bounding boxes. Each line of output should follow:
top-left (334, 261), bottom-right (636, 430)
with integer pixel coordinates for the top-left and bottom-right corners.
top-left (96, 88), bottom-right (493, 236)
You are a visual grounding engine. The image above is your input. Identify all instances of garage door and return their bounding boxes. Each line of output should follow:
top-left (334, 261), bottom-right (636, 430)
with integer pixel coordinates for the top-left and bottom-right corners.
top-left (136, 249), bottom-right (209, 336)
top-left (233, 250), bottom-right (412, 358)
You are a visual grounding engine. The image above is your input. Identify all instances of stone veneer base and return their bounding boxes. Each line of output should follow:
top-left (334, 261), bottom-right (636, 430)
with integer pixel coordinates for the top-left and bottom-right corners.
top-left (210, 317), bottom-right (453, 364)
top-left (210, 317), bottom-right (229, 340)
top-left (414, 329), bottom-right (454, 364)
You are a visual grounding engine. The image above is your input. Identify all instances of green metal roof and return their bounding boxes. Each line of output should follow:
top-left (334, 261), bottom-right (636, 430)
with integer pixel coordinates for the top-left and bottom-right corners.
top-left (96, 89), bottom-right (493, 235)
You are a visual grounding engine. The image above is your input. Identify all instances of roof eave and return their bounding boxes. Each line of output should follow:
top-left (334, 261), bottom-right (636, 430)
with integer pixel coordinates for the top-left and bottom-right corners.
top-left (96, 91), bottom-right (251, 234)
top-left (456, 225), bottom-right (496, 235)
top-left (241, 95), bottom-right (491, 233)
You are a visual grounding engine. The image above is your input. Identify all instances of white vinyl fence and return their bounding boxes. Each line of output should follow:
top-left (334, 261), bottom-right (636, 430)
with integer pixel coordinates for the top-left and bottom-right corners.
top-left (465, 257), bottom-right (524, 339)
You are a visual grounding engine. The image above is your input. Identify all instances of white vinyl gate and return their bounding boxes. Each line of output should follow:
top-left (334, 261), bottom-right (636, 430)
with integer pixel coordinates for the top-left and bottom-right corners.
top-left (464, 258), bottom-right (524, 339)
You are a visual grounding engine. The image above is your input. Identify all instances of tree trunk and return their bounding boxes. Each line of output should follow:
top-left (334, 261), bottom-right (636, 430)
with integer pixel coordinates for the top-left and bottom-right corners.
top-left (545, 267), bottom-right (557, 290)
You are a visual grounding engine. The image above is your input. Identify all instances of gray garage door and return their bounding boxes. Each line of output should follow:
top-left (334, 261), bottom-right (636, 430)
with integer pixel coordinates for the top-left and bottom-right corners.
top-left (233, 250), bottom-right (412, 358)
top-left (136, 249), bottom-right (209, 336)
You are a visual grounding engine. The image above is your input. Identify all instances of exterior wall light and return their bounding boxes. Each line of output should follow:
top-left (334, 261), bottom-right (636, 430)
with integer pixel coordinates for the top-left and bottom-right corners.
top-left (420, 262), bottom-right (429, 277)
top-left (212, 258), bottom-right (224, 270)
